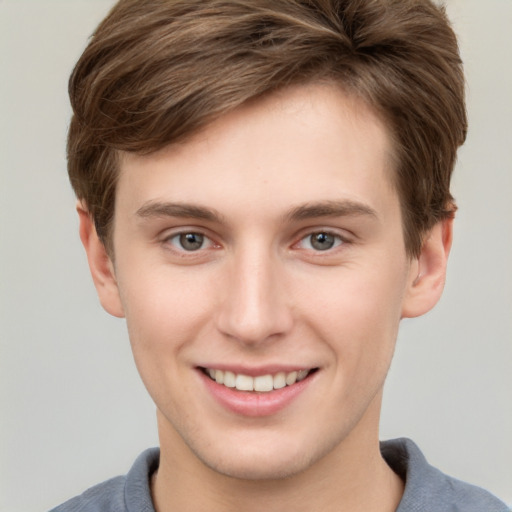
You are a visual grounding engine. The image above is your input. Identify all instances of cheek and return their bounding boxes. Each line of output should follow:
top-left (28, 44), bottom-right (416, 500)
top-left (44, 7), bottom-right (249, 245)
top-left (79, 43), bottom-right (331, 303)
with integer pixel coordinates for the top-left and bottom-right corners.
top-left (118, 270), bottom-right (218, 416)
top-left (118, 266), bottom-right (216, 364)
top-left (300, 261), bottom-right (407, 363)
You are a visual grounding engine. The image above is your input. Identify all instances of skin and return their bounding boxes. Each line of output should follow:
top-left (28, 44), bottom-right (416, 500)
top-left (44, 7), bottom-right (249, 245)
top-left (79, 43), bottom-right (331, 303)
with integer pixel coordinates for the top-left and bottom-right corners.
top-left (79, 83), bottom-right (452, 512)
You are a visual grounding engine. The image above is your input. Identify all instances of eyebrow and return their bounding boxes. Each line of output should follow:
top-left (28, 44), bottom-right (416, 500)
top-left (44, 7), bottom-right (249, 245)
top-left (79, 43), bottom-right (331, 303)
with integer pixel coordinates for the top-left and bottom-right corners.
top-left (286, 200), bottom-right (378, 222)
top-left (135, 199), bottom-right (378, 224)
top-left (136, 201), bottom-right (224, 223)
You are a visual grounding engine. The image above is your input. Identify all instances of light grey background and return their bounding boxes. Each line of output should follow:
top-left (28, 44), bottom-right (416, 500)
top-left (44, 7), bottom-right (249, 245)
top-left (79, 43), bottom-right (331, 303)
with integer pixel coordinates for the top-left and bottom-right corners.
top-left (1, 1), bottom-right (510, 511)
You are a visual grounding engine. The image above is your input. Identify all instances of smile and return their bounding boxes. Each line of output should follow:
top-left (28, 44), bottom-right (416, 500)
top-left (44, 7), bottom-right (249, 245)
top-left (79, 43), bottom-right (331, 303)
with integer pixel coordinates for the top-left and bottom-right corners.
top-left (203, 368), bottom-right (314, 393)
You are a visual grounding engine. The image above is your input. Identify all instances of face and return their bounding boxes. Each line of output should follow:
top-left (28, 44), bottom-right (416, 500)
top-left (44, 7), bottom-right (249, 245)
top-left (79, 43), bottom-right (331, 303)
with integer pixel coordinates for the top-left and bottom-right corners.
top-left (87, 84), bottom-right (444, 481)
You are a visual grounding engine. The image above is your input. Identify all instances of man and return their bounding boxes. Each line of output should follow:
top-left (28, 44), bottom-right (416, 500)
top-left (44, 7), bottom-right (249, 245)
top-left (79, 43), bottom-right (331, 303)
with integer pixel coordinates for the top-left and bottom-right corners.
top-left (51, 0), bottom-right (509, 510)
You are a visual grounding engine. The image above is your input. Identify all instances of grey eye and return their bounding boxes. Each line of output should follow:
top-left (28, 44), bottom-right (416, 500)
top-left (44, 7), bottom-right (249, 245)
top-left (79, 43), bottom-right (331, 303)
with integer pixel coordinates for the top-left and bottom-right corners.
top-left (309, 232), bottom-right (338, 251)
top-left (178, 233), bottom-right (205, 251)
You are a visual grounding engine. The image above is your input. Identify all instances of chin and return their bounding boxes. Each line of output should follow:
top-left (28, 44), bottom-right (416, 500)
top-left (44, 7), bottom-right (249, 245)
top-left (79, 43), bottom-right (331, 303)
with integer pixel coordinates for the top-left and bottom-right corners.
top-left (204, 452), bottom-right (311, 481)
top-left (189, 434), bottom-right (330, 482)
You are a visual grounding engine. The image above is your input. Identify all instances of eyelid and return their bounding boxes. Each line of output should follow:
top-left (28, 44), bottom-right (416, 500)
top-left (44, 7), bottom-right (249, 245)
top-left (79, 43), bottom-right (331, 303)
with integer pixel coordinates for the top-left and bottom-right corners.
top-left (170, 233), bottom-right (214, 250)
top-left (160, 227), bottom-right (221, 252)
top-left (292, 227), bottom-right (352, 252)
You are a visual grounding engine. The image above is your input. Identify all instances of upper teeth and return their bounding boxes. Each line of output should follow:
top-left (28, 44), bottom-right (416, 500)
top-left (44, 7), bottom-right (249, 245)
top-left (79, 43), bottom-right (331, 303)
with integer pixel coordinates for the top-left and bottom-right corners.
top-left (206, 369), bottom-right (310, 392)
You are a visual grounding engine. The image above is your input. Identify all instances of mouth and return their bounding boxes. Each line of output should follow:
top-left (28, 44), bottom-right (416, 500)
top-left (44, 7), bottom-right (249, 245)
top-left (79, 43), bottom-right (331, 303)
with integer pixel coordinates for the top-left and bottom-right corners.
top-left (200, 367), bottom-right (318, 393)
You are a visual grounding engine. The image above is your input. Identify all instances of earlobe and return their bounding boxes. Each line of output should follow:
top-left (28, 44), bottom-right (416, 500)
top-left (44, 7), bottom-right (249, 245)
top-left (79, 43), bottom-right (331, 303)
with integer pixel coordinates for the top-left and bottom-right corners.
top-left (401, 218), bottom-right (453, 318)
top-left (77, 202), bottom-right (125, 318)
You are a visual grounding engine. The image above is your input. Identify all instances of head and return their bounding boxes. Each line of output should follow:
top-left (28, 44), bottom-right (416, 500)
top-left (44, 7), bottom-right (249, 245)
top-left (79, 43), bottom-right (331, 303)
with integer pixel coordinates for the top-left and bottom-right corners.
top-left (68, 0), bottom-right (466, 259)
top-left (69, 0), bottom-right (466, 484)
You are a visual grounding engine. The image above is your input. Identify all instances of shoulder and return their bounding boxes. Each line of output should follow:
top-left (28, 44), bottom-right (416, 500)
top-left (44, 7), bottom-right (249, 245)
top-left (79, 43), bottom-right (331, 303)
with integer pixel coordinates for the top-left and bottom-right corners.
top-left (381, 438), bottom-right (510, 512)
top-left (49, 476), bottom-right (126, 512)
top-left (48, 448), bottom-right (160, 512)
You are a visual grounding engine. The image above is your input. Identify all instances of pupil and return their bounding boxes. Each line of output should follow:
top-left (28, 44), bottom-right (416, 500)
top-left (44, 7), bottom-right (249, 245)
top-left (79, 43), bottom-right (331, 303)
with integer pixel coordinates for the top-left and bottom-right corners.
top-left (311, 232), bottom-right (334, 250)
top-left (180, 233), bottom-right (203, 251)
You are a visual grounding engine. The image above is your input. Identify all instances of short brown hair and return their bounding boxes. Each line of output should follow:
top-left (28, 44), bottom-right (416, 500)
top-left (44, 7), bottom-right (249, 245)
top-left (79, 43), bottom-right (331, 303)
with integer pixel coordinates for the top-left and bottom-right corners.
top-left (68, 0), bottom-right (467, 256)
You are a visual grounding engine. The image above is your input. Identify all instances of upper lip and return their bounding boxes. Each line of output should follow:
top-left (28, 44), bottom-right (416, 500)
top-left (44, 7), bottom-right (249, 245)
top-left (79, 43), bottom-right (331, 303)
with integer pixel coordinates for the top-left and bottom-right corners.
top-left (197, 364), bottom-right (318, 377)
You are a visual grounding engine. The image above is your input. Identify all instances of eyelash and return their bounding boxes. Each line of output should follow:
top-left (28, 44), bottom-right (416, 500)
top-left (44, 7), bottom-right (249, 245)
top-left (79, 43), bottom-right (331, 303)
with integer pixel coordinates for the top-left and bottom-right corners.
top-left (294, 231), bottom-right (347, 252)
top-left (164, 231), bottom-right (218, 253)
top-left (162, 229), bottom-right (348, 256)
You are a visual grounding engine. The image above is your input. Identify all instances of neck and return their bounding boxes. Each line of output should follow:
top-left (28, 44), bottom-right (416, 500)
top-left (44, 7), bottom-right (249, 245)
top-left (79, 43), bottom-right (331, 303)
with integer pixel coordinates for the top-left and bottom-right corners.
top-left (151, 396), bottom-right (404, 512)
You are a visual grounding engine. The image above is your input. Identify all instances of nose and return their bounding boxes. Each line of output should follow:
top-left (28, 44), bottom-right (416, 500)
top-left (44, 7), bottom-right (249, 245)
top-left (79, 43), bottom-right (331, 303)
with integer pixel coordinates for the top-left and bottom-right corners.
top-left (215, 245), bottom-right (293, 347)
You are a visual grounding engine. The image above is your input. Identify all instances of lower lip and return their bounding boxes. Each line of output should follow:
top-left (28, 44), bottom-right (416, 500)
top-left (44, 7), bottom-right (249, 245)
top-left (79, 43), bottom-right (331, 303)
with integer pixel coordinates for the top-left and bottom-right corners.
top-left (199, 370), bottom-right (315, 417)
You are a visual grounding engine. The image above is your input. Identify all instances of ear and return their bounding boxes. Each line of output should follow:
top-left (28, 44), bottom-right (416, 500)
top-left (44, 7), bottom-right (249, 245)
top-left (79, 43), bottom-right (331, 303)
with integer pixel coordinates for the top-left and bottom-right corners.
top-left (77, 202), bottom-right (125, 318)
top-left (401, 218), bottom-right (453, 318)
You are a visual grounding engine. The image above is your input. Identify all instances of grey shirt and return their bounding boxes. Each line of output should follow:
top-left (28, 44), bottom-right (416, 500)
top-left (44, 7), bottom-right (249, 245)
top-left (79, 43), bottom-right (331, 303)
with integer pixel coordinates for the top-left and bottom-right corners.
top-left (49, 438), bottom-right (509, 512)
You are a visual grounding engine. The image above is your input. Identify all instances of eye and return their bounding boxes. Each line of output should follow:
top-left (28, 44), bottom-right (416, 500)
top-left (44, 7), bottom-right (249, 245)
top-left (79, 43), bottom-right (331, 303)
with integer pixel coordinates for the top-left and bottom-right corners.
top-left (167, 232), bottom-right (214, 252)
top-left (299, 231), bottom-right (344, 251)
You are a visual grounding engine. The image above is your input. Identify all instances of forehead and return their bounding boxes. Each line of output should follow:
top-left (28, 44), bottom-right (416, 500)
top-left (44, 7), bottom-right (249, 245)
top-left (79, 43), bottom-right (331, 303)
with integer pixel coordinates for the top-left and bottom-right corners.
top-left (116, 83), bottom-right (397, 222)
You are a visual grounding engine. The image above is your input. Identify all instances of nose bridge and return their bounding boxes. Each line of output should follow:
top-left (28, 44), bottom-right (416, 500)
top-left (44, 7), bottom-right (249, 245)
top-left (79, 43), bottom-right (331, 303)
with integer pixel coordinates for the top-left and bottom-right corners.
top-left (216, 241), bottom-right (292, 345)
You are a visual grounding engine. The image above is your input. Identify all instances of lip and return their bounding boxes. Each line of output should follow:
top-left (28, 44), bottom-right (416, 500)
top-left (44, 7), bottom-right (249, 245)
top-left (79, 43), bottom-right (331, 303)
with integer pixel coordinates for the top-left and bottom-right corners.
top-left (199, 364), bottom-right (313, 377)
top-left (198, 366), bottom-right (317, 417)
